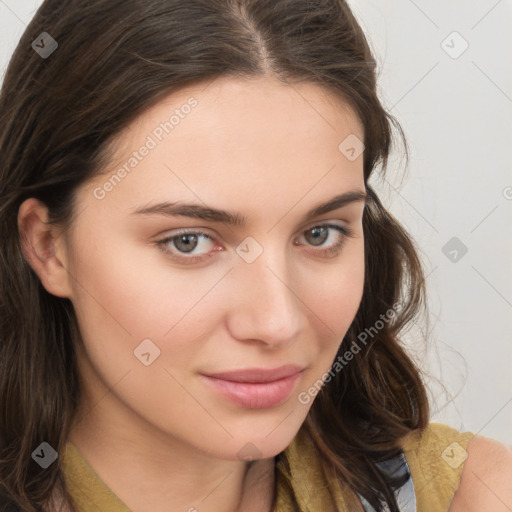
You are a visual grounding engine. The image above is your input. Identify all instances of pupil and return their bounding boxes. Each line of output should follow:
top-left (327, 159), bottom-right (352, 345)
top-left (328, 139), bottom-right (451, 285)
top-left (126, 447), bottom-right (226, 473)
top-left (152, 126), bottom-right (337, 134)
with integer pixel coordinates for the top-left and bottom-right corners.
top-left (176, 234), bottom-right (197, 253)
top-left (309, 227), bottom-right (327, 246)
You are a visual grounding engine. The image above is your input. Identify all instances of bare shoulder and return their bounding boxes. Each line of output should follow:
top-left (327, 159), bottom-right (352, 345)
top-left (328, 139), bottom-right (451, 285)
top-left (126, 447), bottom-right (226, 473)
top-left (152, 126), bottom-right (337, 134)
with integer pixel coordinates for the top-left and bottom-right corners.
top-left (449, 434), bottom-right (512, 511)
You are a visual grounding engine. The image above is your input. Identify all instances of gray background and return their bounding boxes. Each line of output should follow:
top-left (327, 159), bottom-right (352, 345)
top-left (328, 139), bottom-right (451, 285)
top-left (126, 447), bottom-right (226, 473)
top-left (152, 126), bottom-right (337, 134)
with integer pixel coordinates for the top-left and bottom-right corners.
top-left (1, 0), bottom-right (511, 444)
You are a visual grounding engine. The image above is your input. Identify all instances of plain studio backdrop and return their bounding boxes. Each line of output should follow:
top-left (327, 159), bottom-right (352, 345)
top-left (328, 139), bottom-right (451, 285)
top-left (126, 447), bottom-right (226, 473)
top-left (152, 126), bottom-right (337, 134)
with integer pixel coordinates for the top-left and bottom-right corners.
top-left (1, 0), bottom-right (511, 445)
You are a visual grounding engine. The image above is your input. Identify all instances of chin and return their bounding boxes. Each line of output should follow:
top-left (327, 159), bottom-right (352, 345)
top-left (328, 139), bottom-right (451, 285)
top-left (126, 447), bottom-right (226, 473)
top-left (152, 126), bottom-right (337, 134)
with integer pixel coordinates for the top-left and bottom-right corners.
top-left (210, 428), bottom-right (301, 462)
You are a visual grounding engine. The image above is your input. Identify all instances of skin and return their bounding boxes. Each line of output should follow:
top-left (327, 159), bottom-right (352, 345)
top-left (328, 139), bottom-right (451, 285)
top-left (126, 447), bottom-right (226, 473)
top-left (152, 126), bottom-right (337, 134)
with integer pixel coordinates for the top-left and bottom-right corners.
top-left (449, 436), bottom-right (512, 511)
top-left (18, 75), bottom-right (367, 512)
top-left (18, 74), bottom-right (512, 511)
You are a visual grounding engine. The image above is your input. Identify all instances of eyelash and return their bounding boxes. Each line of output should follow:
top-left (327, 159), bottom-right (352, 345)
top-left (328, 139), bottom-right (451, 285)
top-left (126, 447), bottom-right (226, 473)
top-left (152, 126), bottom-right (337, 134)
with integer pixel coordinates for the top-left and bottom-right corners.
top-left (155, 223), bottom-right (355, 265)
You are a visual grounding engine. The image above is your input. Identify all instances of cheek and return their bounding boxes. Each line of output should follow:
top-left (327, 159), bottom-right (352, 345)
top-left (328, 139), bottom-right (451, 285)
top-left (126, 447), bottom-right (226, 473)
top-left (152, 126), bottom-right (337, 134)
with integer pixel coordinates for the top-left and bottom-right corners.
top-left (67, 235), bottom-right (251, 413)
top-left (305, 239), bottom-right (365, 361)
top-left (310, 238), bottom-right (365, 326)
top-left (69, 229), bottom-right (215, 335)
top-left (67, 241), bottom-right (227, 434)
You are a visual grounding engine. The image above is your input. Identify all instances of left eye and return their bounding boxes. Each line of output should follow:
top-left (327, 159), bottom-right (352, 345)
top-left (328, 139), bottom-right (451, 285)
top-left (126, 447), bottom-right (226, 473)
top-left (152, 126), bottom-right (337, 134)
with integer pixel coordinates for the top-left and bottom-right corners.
top-left (299, 225), bottom-right (348, 248)
top-left (156, 224), bottom-right (354, 264)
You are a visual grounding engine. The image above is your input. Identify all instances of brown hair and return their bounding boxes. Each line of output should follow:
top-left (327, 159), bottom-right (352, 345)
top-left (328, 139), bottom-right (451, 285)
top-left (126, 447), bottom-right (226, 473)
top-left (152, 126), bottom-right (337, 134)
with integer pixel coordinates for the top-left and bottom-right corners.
top-left (0, 0), bottom-right (429, 510)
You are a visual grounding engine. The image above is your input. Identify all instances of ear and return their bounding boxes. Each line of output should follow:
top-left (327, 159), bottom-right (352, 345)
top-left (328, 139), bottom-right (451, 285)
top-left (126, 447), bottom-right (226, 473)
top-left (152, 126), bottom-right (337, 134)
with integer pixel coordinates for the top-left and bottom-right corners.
top-left (17, 198), bottom-right (73, 298)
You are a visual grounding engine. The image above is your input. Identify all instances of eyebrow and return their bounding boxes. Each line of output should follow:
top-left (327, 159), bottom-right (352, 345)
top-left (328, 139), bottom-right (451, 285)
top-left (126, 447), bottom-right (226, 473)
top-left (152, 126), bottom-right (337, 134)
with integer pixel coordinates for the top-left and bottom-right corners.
top-left (130, 189), bottom-right (368, 227)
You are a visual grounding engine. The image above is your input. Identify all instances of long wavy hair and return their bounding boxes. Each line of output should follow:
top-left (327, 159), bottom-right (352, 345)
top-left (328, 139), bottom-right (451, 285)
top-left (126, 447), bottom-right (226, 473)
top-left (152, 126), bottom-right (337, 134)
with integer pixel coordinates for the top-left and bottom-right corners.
top-left (0, 0), bottom-right (430, 510)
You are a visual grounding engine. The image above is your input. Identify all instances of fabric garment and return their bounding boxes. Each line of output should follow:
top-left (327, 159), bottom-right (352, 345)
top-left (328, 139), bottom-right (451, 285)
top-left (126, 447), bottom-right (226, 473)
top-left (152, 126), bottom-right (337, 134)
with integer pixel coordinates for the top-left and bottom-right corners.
top-left (358, 451), bottom-right (416, 512)
top-left (61, 422), bottom-right (476, 512)
top-left (273, 422), bottom-right (475, 511)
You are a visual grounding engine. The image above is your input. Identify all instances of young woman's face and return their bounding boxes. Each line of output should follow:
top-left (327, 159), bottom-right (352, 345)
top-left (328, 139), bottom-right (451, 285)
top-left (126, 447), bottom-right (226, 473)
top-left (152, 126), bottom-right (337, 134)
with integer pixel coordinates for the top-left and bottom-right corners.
top-left (63, 75), bottom-right (366, 460)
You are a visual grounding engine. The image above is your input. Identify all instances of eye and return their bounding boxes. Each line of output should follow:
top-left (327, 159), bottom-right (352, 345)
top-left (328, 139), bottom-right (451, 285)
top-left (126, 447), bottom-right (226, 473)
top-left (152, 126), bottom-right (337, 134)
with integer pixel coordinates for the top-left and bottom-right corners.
top-left (155, 223), bottom-right (355, 264)
top-left (156, 229), bottom-right (217, 264)
top-left (295, 224), bottom-right (355, 258)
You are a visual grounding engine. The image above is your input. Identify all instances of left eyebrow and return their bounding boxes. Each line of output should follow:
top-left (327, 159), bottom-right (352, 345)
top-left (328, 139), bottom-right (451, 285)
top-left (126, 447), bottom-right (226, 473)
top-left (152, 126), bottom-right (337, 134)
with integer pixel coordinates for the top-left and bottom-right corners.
top-left (130, 189), bottom-right (368, 227)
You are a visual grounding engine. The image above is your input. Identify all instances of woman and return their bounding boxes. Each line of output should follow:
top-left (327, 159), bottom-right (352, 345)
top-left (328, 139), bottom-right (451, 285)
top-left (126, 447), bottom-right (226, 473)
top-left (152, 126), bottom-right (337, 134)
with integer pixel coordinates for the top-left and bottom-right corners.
top-left (1, 0), bottom-right (510, 511)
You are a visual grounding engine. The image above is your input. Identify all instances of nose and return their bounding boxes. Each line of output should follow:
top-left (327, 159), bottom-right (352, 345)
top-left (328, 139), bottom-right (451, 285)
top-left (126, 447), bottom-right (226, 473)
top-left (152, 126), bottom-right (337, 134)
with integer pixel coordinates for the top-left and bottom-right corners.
top-left (225, 248), bottom-right (306, 349)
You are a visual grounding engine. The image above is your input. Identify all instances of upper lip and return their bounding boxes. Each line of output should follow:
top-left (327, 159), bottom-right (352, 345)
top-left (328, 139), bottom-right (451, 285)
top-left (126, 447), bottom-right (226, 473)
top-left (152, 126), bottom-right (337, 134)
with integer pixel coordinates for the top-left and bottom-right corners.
top-left (202, 364), bottom-right (305, 383)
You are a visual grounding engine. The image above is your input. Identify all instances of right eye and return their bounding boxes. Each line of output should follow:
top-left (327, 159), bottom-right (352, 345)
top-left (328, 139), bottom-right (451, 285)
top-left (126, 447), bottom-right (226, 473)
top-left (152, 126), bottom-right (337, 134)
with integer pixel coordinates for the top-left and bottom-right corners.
top-left (156, 229), bottom-right (219, 264)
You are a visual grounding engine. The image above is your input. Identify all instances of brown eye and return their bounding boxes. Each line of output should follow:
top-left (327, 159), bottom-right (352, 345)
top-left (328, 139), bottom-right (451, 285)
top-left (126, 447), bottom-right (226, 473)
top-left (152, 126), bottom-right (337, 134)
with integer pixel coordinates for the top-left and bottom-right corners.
top-left (155, 223), bottom-right (355, 265)
top-left (173, 233), bottom-right (200, 253)
top-left (156, 229), bottom-right (217, 264)
top-left (304, 226), bottom-right (330, 246)
top-left (297, 224), bottom-right (355, 258)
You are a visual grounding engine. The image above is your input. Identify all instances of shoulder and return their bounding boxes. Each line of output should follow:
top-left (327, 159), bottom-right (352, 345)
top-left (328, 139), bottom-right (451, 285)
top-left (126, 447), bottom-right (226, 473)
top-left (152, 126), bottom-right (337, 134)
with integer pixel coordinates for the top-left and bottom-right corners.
top-left (400, 422), bottom-right (477, 509)
top-left (401, 421), bottom-right (476, 473)
top-left (449, 434), bottom-right (512, 511)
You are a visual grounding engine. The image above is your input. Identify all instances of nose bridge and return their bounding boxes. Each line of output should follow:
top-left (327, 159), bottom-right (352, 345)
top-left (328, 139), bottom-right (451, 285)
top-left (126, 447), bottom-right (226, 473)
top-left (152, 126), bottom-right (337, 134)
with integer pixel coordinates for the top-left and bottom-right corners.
top-left (228, 240), bottom-right (304, 344)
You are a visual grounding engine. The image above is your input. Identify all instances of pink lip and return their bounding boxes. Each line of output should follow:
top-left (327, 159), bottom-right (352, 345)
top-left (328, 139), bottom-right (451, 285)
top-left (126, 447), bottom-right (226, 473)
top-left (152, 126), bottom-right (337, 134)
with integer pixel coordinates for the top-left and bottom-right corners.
top-left (200, 365), bottom-right (304, 409)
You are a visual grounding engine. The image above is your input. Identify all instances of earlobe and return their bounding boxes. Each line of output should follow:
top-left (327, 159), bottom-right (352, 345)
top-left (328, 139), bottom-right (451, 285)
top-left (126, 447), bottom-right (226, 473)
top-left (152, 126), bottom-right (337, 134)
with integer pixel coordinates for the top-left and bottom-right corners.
top-left (17, 198), bottom-right (73, 298)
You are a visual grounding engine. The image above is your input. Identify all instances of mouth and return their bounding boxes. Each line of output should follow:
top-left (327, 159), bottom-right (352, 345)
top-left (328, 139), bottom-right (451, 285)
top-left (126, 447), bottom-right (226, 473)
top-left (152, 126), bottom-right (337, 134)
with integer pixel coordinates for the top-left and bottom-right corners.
top-left (200, 365), bottom-right (305, 409)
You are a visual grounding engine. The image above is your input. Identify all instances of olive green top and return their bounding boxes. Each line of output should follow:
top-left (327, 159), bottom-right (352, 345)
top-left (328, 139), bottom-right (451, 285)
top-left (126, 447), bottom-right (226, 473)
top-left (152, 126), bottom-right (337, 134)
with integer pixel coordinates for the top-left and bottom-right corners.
top-left (61, 422), bottom-right (476, 511)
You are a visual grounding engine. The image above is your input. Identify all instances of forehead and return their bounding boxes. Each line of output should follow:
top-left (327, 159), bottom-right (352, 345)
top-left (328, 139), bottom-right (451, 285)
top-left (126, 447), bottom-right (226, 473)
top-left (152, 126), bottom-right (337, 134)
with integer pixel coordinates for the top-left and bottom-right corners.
top-left (82, 75), bottom-right (365, 220)
top-left (113, 74), bottom-right (363, 154)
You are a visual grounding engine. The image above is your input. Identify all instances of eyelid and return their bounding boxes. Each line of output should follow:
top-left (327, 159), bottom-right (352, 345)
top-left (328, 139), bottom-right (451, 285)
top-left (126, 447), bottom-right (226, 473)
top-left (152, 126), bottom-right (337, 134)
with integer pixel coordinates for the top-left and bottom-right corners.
top-left (301, 218), bottom-right (350, 231)
top-left (155, 219), bottom-right (353, 243)
top-left (155, 221), bottom-right (356, 265)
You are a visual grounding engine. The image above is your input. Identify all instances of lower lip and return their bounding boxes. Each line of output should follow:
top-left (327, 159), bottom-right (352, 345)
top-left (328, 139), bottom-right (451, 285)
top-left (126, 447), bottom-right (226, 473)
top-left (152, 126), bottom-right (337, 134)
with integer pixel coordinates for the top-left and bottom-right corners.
top-left (200, 372), bottom-right (302, 409)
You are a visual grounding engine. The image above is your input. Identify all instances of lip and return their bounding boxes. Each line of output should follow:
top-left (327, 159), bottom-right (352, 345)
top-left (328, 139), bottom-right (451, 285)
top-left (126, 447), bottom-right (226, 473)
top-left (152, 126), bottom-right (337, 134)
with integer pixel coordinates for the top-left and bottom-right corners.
top-left (202, 364), bottom-right (305, 383)
top-left (200, 365), bottom-right (305, 409)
